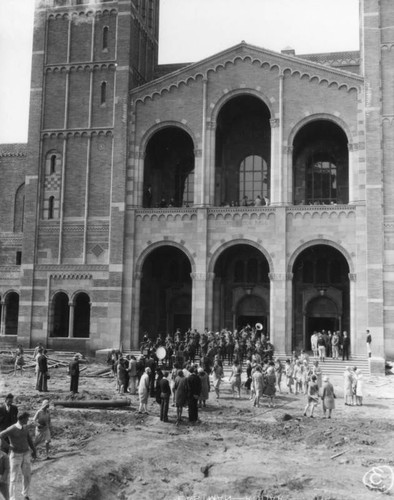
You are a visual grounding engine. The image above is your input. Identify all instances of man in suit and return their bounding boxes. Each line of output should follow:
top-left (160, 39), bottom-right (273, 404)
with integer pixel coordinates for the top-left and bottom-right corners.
top-left (68, 355), bottom-right (80, 395)
top-left (186, 366), bottom-right (202, 423)
top-left (36, 348), bottom-right (49, 392)
top-left (0, 394), bottom-right (18, 454)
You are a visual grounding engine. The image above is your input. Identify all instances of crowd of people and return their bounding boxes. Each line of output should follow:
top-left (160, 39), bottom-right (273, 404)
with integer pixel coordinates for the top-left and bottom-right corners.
top-left (0, 325), bottom-right (368, 500)
top-left (310, 330), bottom-right (351, 361)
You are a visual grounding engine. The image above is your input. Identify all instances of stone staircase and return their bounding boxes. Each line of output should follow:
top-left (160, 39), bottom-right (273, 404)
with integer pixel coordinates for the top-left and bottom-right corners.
top-left (123, 350), bottom-right (371, 375)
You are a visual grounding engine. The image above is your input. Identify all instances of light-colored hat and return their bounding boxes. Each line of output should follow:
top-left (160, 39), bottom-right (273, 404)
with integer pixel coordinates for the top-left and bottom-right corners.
top-left (41, 399), bottom-right (50, 409)
top-left (323, 376), bottom-right (329, 382)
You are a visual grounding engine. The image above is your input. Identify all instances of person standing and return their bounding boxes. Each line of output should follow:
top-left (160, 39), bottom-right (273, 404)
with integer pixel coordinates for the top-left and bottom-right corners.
top-left (0, 412), bottom-right (36, 500)
top-left (344, 366), bottom-right (354, 405)
top-left (68, 355), bottom-right (80, 395)
top-left (174, 370), bottom-right (188, 426)
top-left (186, 366), bottom-right (202, 423)
top-left (33, 400), bottom-right (52, 460)
top-left (0, 445), bottom-right (9, 500)
top-left (353, 367), bottom-right (364, 406)
top-left (304, 374), bottom-right (319, 418)
top-left (158, 371), bottom-right (171, 422)
top-left (212, 357), bottom-right (224, 404)
top-left (331, 331), bottom-right (339, 359)
top-left (342, 331), bottom-right (350, 361)
top-left (138, 367), bottom-right (150, 414)
top-left (36, 348), bottom-right (49, 393)
top-left (127, 355), bottom-right (137, 395)
top-left (197, 367), bottom-right (209, 408)
top-left (0, 396), bottom-right (18, 454)
top-left (321, 376), bottom-right (336, 418)
top-left (228, 360), bottom-right (242, 398)
top-left (366, 330), bottom-right (372, 358)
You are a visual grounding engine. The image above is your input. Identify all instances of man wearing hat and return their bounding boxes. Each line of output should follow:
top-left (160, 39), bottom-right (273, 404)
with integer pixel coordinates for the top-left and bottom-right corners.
top-left (68, 355), bottom-right (80, 395)
top-left (0, 395), bottom-right (18, 454)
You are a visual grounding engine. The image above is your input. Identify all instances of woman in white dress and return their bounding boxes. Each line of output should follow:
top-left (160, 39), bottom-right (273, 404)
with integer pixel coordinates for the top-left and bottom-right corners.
top-left (353, 367), bottom-right (364, 406)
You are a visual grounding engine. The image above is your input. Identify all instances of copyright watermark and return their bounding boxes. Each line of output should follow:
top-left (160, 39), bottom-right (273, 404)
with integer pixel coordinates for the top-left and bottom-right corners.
top-left (363, 466), bottom-right (394, 493)
top-left (176, 496), bottom-right (282, 500)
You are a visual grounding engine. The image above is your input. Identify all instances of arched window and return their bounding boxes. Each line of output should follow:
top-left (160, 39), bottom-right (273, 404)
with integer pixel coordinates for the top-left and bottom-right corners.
top-left (14, 184), bottom-right (25, 232)
top-left (307, 154), bottom-right (337, 204)
top-left (182, 171), bottom-right (194, 207)
top-left (5, 292), bottom-right (19, 336)
top-left (50, 154), bottom-right (57, 174)
top-left (48, 196), bottom-right (55, 220)
top-left (102, 26), bottom-right (109, 50)
top-left (100, 81), bottom-right (107, 105)
top-left (73, 293), bottom-right (90, 338)
top-left (51, 292), bottom-right (69, 337)
top-left (239, 155), bottom-right (268, 202)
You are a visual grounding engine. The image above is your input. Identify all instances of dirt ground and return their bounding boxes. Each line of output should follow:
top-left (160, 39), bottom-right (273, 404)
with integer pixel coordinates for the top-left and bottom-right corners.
top-left (0, 357), bottom-right (393, 500)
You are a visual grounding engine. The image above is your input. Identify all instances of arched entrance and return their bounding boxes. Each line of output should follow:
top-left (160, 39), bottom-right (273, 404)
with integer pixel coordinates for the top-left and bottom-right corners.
top-left (212, 244), bottom-right (270, 332)
top-left (215, 95), bottom-right (271, 206)
top-left (305, 296), bottom-right (339, 350)
top-left (292, 244), bottom-right (350, 352)
top-left (236, 295), bottom-right (267, 331)
top-left (140, 246), bottom-right (192, 341)
top-left (5, 292), bottom-right (19, 336)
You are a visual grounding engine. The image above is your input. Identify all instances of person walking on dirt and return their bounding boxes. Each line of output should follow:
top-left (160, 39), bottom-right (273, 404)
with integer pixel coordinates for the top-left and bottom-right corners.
top-left (304, 374), bottom-right (319, 418)
top-left (344, 366), bottom-right (354, 406)
top-left (33, 400), bottom-right (52, 460)
top-left (228, 359), bottom-right (242, 398)
top-left (322, 376), bottom-right (336, 418)
top-left (68, 355), bottom-right (80, 395)
top-left (212, 357), bottom-right (224, 404)
top-left (0, 411), bottom-right (36, 500)
top-left (13, 345), bottom-right (25, 377)
top-left (0, 395), bottom-right (18, 454)
top-left (198, 367), bottom-right (209, 408)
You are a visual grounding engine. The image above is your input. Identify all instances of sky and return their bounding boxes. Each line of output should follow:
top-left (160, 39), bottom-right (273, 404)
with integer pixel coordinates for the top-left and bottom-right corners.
top-left (0, 0), bottom-right (359, 144)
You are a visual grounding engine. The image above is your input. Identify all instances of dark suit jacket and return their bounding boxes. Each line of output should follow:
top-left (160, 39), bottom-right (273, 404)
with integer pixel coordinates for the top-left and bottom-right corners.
top-left (187, 373), bottom-right (202, 398)
top-left (37, 354), bottom-right (48, 373)
top-left (0, 404), bottom-right (18, 432)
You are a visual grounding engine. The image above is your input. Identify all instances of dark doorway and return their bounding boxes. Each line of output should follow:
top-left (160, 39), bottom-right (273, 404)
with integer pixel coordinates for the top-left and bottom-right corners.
top-left (238, 315), bottom-right (266, 331)
top-left (173, 314), bottom-right (191, 333)
top-left (306, 317), bottom-right (337, 350)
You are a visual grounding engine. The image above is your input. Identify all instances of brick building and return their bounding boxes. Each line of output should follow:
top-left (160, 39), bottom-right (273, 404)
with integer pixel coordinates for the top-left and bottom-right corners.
top-left (0, 0), bottom-right (392, 370)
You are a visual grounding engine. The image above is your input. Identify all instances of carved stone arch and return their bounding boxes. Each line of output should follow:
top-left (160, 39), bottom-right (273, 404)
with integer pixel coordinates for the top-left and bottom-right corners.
top-left (287, 239), bottom-right (354, 275)
top-left (207, 238), bottom-right (274, 275)
top-left (287, 113), bottom-right (354, 146)
top-left (209, 87), bottom-right (274, 124)
top-left (139, 120), bottom-right (197, 154)
top-left (70, 290), bottom-right (91, 305)
top-left (135, 240), bottom-right (196, 275)
top-left (50, 289), bottom-right (70, 302)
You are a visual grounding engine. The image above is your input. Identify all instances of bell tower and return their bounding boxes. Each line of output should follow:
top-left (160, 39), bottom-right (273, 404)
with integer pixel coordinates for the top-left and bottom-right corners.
top-left (21, 0), bottom-right (160, 350)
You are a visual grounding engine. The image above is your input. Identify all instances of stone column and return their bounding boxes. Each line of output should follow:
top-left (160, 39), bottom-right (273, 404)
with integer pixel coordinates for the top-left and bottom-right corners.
top-left (0, 300), bottom-right (5, 336)
top-left (285, 272), bottom-right (293, 354)
top-left (269, 272), bottom-right (287, 354)
top-left (269, 118), bottom-right (282, 205)
top-left (193, 149), bottom-right (203, 206)
top-left (204, 272), bottom-right (215, 330)
top-left (206, 120), bottom-right (216, 205)
top-left (349, 273), bottom-right (357, 353)
top-left (131, 271), bottom-right (142, 350)
top-left (348, 143), bottom-right (359, 204)
top-left (190, 272), bottom-right (208, 332)
top-left (283, 146), bottom-right (293, 204)
top-left (68, 302), bottom-right (74, 338)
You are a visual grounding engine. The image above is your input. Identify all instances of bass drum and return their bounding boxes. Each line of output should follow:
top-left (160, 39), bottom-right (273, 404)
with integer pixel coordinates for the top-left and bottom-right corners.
top-left (156, 346), bottom-right (166, 360)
